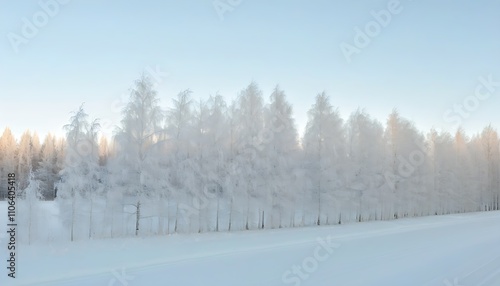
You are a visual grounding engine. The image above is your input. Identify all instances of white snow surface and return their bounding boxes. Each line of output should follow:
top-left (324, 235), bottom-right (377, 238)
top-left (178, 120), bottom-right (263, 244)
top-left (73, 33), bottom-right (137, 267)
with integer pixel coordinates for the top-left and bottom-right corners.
top-left (1, 202), bottom-right (500, 286)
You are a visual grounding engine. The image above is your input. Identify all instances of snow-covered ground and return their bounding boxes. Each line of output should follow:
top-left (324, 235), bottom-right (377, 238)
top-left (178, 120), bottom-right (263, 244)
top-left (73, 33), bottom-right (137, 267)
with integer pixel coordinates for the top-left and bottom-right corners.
top-left (1, 202), bottom-right (500, 286)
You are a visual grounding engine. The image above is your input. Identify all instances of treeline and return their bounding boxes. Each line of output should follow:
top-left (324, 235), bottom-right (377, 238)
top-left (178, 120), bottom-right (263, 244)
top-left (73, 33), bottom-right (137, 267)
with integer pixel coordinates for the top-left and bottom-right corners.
top-left (1, 75), bottom-right (499, 242)
top-left (0, 129), bottom-right (65, 200)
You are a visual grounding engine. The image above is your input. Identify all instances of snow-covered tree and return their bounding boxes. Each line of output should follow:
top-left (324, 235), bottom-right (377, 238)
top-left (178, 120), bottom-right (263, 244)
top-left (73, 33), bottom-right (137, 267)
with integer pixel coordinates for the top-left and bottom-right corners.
top-left (23, 172), bottom-right (43, 244)
top-left (302, 92), bottom-right (346, 225)
top-left (232, 82), bottom-right (266, 230)
top-left (36, 133), bottom-right (59, 199)
top-left (164, 89), bottom-right (194, 233)
top-left (479, 125), bottom-right (500, 210)
top-left (384, 110), bottom-right (426, 219)
top-left (17, 130), bottom-right (36, 191)
top-left (113, 75), bottom-right (165, 236)
top-left (452, 129), bottom-right (476, 212)
top-left (262, 85), bottom-right (299, 228)
top-left (190, 98), bottom-right (214, 232)
top-left (31, 132), bottom-right (41, 172)
top-left (426, 129), bottom-right (455, 215)
top-left (345, 109), bottom-right (386, 221)
top-left (58, 104), bottom-right (101, 241)
top-left (205, 94), bottom-right (230, 231)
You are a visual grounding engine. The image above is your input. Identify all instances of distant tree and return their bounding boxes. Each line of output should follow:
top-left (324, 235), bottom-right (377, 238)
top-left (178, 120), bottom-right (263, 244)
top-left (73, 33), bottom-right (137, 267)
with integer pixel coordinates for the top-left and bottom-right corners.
top-left (17, 130), bottom-right (35, 191)
top-left (0, 128), bottom-right (18, 199)
top-left (36, 133), bottom-right (59, 199)
top-left (31, 132), bottom-right (41, 172)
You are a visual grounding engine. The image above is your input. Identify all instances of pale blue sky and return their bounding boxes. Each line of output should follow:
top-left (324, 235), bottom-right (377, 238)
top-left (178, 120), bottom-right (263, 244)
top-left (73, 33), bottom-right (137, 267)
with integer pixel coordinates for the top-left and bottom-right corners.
top-left (1, 0), bottom-right (499, 140)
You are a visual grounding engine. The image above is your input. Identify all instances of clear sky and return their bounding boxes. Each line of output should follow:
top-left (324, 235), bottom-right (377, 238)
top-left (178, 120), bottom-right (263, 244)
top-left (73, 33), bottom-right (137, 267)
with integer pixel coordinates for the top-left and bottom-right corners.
top-left (1, 0), bottom-right (499, 140)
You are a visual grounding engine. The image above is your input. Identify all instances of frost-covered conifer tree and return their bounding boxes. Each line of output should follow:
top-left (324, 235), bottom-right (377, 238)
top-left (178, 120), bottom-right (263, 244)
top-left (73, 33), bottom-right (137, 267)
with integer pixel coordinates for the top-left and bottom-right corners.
top-left (36, 133), bottom-right (59, 199)
top-left (31, 132), bottom-right (41, 172)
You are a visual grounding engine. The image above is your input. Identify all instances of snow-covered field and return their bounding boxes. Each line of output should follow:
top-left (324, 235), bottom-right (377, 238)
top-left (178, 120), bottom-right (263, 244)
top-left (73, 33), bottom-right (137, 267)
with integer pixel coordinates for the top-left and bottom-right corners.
top-left (1, 202), bottom-right (500, 286)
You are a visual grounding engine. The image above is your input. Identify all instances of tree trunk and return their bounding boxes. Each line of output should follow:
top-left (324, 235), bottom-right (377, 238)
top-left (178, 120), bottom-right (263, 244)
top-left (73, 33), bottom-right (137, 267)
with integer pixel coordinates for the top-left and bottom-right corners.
top-left (28, 200), bottom-right (32, 245)
top-left (174, 202), bottom-right (178, 233)
top-left (215, 197), bottom-right (220, 232)
top-left (166, 197), bottom-right (170, 235)
top-left (89, 197), bottom-right (93, 239)
top-left (158, 196), bottom-right (164, 235)
top-left (71, 189), bottom-right (75, 242)
top-left (110, 202), bottom-right (114, 238)
top-left (135, 200), bottom-right (141, 236)
top-left (261, 210), bottom-right (265, 229)
top-left (228, 194), bottom-right (233, 231)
